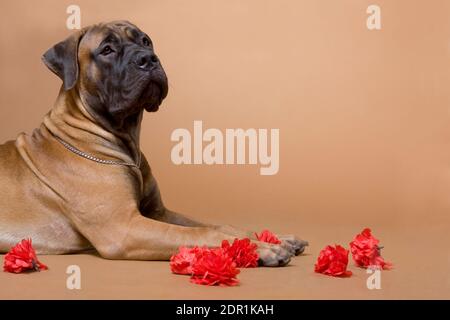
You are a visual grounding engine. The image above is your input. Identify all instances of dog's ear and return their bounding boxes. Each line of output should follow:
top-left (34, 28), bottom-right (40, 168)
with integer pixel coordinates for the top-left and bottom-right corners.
top-left (42, 30), bottom-right (85, 91)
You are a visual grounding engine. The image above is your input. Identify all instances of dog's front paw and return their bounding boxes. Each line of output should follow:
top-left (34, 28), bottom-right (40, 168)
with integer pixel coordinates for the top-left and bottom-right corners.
top-left (278, 235), bottom-right (309, 256)
top-left (256, 243), bottom-right (292, 267)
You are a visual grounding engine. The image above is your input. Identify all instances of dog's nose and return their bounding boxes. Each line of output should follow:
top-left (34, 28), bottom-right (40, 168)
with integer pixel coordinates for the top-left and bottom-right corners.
top-left (135, 52), bottom-right (159, 70)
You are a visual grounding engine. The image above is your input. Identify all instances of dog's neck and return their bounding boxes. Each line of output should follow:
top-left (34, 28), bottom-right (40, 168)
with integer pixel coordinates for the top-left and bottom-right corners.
top-left (43, 86), bottom-right (142, 166)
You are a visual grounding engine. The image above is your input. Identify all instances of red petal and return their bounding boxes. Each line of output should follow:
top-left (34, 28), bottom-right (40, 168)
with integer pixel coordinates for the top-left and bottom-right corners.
top-left (255, 230), bottom-right (281, 244)
top-left (349, 228), bottom-right (392, 270)
top-left (3, 239), bottom-right (48, 273)
top-left (314, 244), bottom-right (352, 277)
top-left (221, 238), bottom-right (259, 268)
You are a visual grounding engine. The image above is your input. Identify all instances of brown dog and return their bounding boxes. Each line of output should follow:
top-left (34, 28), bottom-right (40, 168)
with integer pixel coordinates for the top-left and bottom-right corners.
top-left (0, 21), bottom-right (307, 267)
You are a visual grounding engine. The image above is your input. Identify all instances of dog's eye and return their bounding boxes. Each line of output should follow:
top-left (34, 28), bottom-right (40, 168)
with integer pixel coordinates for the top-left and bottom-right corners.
top-left (100, 46), bottom-right (114, 56)
top-left (142, 37), bottom-right (150, 46)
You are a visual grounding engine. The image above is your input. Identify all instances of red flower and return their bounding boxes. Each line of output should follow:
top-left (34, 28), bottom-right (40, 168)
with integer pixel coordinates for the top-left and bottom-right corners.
top-left (314, 245), bottom-right (352, 277)
top-left (349, 228), bottom-right (392, 270)
top-left (3, 239), bottom-right (48, 273)
top-left (170, 246), bottom-right (205, 275)
top-left (221, 238), bottom-right (259, 268)
top-left (191, 248), bottom-right (240, 286)
top-left (255, 229), bottom-right (281, 244)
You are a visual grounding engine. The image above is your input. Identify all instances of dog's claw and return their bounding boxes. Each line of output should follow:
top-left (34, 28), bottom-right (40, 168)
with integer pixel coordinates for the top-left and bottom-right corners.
top-left (278, 235), bottom-right (309, 256)
top-left (294, 240), bottom-right (309, 255)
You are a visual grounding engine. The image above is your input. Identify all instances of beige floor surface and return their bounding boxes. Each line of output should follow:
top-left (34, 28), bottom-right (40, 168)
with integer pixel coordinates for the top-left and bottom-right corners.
top-left (1, 223), bottom-right (448, 300)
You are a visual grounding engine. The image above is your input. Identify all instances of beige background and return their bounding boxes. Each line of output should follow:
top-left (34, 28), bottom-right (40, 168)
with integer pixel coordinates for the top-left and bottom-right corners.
top-left (0, 0), bottom-right (449, 299)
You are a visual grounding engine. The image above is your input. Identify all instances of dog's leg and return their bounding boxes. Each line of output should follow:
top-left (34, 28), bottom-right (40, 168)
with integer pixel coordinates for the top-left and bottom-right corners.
top-left (149, 206), bottom-right (308, 256)
top-left (80, 211), bottom-right (291, 266)
top-left (141, 205), bottom-right (306, 258)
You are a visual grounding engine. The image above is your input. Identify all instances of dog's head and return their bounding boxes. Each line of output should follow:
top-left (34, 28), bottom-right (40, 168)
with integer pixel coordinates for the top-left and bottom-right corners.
top-left (42, 21), bottom-right (168, 128)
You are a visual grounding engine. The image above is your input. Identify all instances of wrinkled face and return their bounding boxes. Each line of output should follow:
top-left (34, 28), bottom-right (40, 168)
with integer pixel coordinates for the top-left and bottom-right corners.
top-left (79, 22), bottom-right (168, 124)
top-left (42, 21), bottom-right (168, 129)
